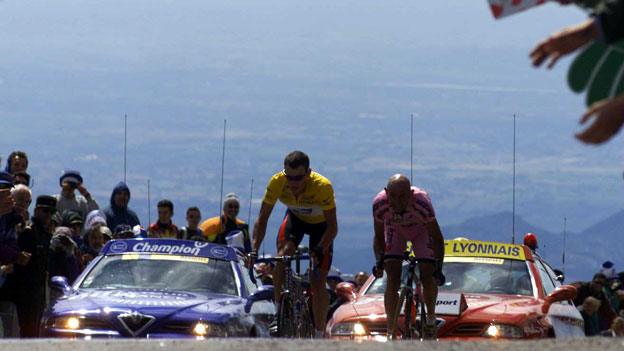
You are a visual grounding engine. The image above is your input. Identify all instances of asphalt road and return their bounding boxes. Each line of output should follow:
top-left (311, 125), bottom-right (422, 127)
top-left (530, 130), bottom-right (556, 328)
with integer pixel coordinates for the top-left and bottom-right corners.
top-left (1, 338), bottom-right (624, 351)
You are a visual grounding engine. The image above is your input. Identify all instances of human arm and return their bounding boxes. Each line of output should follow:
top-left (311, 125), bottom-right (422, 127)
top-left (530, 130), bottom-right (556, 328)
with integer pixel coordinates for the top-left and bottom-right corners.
top-left (530, 18), bottom-right (600, 69)
top-left (425, 219), bottom-right (445, 262)
top-left (0, 189), bottom-right (14, 216)
top-left (576, 94), bottom-right (624, 144)
top-left (251, 202), bottom-right (274, 252)
top-left (317, 207), bottom-right (338, 254)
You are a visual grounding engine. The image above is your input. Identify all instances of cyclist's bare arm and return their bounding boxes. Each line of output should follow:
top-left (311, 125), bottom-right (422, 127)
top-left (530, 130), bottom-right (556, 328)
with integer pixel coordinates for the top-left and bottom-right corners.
top-left (373, 219), bottom-right (385, 261)
top-left (318, 207), bottom-right (338, 253)
top-left (425, 219), bottom-right (444, 261)
top-left (252, 201), bottom-right (275, 251)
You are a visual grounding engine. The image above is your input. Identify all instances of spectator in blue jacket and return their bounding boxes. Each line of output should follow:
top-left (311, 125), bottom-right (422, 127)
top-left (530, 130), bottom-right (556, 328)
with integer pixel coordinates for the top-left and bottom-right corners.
top-left (103, 182), bottom-right (140, 230)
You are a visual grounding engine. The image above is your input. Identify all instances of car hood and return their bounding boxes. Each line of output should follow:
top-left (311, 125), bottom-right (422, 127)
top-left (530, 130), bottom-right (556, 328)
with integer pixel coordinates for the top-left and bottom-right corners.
top-left (51, 289), bottom-right (245, 321)
top-left (336, 292), bottom-right (539, 323)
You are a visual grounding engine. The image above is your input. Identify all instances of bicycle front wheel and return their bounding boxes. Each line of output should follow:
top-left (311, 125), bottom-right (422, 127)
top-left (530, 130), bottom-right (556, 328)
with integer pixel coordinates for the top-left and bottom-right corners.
top-left (278, 293), bottom-right (294, 338)
top-left (296, 297), bottom-right (315, 338)
top-left (390, 287), bottom-right (408, 340)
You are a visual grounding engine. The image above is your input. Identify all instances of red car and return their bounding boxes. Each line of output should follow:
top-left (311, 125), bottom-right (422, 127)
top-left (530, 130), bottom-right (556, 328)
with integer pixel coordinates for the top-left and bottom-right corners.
top-left (327, 238), bottom-right (584, 340)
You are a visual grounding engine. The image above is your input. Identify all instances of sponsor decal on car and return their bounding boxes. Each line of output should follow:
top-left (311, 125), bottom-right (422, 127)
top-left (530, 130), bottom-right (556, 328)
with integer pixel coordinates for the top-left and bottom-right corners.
top-left (121, 253), bottom-right (209, 264)
top-left (444, 240), bottom-right (526, 261)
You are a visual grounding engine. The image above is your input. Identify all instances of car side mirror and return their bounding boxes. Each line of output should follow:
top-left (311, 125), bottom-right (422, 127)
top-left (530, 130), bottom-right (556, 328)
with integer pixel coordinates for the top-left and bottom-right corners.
top-left (336, 282), bottom-right (357, 302)
top-left (244, 285), bottom-right (274, 313)
top-left (50, 276), bottom-right (73, 298)
top-left (552, 269), bottom-right (565, 283)
top-left (542, 285), bottom-right (577, 314)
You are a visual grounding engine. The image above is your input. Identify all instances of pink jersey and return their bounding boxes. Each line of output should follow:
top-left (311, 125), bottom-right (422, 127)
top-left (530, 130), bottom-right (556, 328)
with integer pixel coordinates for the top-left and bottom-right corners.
top-left (372, 186), bottom-right (436, 258)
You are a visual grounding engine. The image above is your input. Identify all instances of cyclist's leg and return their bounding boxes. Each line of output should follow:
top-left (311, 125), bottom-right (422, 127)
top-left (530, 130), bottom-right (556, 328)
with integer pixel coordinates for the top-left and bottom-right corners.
top-left (273, 211), bottom-right (304, 303)
top-left (307, 221), bottom-right (331, 336)
top-left (384, 258), bottom-right (402, 334)
top-left (384, 226), bottom-right (407, 334)
top-left (411, 230), bottom-right (438, 336)
top-left (418, 261), bottom-right (437, 325)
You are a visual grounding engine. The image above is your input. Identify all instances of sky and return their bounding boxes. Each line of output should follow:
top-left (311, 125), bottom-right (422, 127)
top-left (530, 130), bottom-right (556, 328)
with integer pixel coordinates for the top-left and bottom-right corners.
top-left (1, 1), bottom-right (621, 271)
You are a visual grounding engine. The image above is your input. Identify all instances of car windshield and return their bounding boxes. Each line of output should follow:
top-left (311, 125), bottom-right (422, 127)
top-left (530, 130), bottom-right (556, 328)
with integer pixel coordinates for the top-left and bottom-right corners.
top-left (79, 255), bottom-right (239, 296)
top-left (365, 258), bottom-right (533, 296)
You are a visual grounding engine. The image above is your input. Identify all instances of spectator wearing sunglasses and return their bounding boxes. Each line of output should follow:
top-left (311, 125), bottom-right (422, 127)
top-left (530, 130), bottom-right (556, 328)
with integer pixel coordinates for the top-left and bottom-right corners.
top-left (200, 193), bottom-right (250, 250)
top-left (10, 195), bottom-right (57, 337)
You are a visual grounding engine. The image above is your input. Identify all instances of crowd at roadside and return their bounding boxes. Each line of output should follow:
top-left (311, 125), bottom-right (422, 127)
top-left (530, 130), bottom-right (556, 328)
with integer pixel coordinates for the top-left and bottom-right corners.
top-left (0, 150), bottom-right (260, 337)
top-left (573, 261), bottom-right (624, 337)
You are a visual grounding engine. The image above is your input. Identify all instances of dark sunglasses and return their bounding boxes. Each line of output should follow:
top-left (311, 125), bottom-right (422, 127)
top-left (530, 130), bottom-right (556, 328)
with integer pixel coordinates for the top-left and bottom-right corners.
top-left (227, 204), bottom-right (239, 209)
top-left (284, 170), bottom-right (307, 182)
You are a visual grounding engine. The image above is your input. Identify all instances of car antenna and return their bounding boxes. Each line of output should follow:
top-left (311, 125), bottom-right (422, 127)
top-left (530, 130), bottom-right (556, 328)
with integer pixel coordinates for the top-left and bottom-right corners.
top-left (410, 114), bottom-right (414, 183)
top-left (512, 114), bottom-right (517, 244)
top-left (219, 119), bottom-right (227, 214)
top-left (124, 114), bottom-right (128, 183)
top-left (147, 179), bottom-right (151, 226)
top-left (562, 217), bottom-right (567, 274)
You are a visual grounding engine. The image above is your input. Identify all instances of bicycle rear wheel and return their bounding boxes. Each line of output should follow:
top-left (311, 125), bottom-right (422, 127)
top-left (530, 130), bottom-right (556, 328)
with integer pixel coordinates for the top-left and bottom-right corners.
top-left (278, 293), bottom-right (294, 338)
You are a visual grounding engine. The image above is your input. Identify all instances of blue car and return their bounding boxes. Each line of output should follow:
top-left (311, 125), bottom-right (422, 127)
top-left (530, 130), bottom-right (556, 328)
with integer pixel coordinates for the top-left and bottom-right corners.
top-left (41, 239), bottom-right (275, 338)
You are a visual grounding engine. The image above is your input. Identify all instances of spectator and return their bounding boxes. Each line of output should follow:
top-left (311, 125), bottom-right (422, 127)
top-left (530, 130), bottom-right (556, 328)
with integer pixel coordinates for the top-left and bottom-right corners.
top-left (179, 207), bottom-right (203, 240)
top-left (601, 316), bottom-right (624, 337)
top-left (54, 170), bottom-right (99, 224)
top-left (103, 182), bottom-right (140, 230)
top-left (602, 261), bottom-right (617, 279)
top-left (12, 195), bottom-right (56, 337)
top-left (12, 172), bottom-right (30, 187)
top-left (574, 273), bottom-right (617, 331)
top-left (581, 296), bottom-right (602, 336)
top-left (200, 193), bottom-right (250, 252)
top-left (113, 224), bottom-right (134, 239)
top-left (354, 271), bottom-right (369, 292)
top-left (0, 172), bottom-right (20, 272)
top-left (81, 222), bottom-right (106, 266)
top-left (148, 199), bottom-right (179, 238)
top-left (4, 151), bottom-right (28, 175)
top-left (11, 184), bottom-right (31, 221)
top-left (61, 210), bottom-right (84, 243)
top-left (48, 227), bottom-right (80, 283)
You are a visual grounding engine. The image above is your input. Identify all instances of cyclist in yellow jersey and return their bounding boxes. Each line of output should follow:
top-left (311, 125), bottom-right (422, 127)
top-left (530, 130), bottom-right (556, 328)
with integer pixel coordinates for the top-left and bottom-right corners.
top-left (251, 151), bottom-right (338, 338)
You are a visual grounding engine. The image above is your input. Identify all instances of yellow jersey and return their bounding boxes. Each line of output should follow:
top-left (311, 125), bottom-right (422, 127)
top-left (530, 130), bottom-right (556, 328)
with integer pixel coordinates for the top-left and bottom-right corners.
top-left (262, 170), bottom-right (335, 224)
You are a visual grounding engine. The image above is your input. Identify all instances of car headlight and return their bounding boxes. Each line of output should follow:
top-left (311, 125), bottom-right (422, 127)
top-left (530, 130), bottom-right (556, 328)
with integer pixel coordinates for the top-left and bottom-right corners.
top-left (331, 322), bottom-right (367, 336)
top-left (483, 324), bottom-right (524, 338)
top-left (46, 316), bottom-right (82, 330)
top-left (192, 322), bottom-right (228, 337)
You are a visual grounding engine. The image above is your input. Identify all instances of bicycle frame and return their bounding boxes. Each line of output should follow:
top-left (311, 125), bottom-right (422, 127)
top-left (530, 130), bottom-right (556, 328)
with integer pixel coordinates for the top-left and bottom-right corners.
top-left (268, 250), bottom-right (314, 338)
top-left (390, 255), bottom-right (426, 340)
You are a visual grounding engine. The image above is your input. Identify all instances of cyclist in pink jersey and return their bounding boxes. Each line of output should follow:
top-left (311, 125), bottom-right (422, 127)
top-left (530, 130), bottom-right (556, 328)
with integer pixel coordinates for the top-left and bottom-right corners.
top-left (372, 174), bottom-right (445, 338)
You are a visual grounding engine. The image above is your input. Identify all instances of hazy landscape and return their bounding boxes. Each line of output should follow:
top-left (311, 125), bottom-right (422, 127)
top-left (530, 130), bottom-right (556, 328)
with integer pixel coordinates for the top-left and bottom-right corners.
top-left (1, 1), bottom-right (621, 281)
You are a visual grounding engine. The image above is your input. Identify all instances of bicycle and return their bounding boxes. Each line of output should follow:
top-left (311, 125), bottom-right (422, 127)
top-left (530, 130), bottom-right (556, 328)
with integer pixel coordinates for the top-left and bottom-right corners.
top-left (257, 247), bottom-right (315, 338)
top-left (389, 253), bottom-right (427, 340)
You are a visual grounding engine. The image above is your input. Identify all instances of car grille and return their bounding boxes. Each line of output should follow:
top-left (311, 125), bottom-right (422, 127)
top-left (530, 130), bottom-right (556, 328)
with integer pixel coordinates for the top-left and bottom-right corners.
top-left (448, 324), bottom-right (485, 336)
top-left (117, 312), bottom-right (155, 335)
top-left (80, 318), bottom-right (112, 330)
top-left (159, 321), bottom-right (193, 333)
top-left (362, 322), bottom-right (387, 335)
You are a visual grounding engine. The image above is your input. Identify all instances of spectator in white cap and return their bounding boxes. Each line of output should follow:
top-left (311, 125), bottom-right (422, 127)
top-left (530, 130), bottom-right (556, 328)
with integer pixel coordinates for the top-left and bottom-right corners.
top-left (199, 193), bottom-right (251, 252)
top-left (54, 170), bottom-right (99, 225)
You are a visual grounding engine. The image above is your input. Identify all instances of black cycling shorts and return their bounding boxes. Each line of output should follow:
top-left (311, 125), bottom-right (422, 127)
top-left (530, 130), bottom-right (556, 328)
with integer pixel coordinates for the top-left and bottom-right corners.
top-left (276, 209), bottom-right (333, 271)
